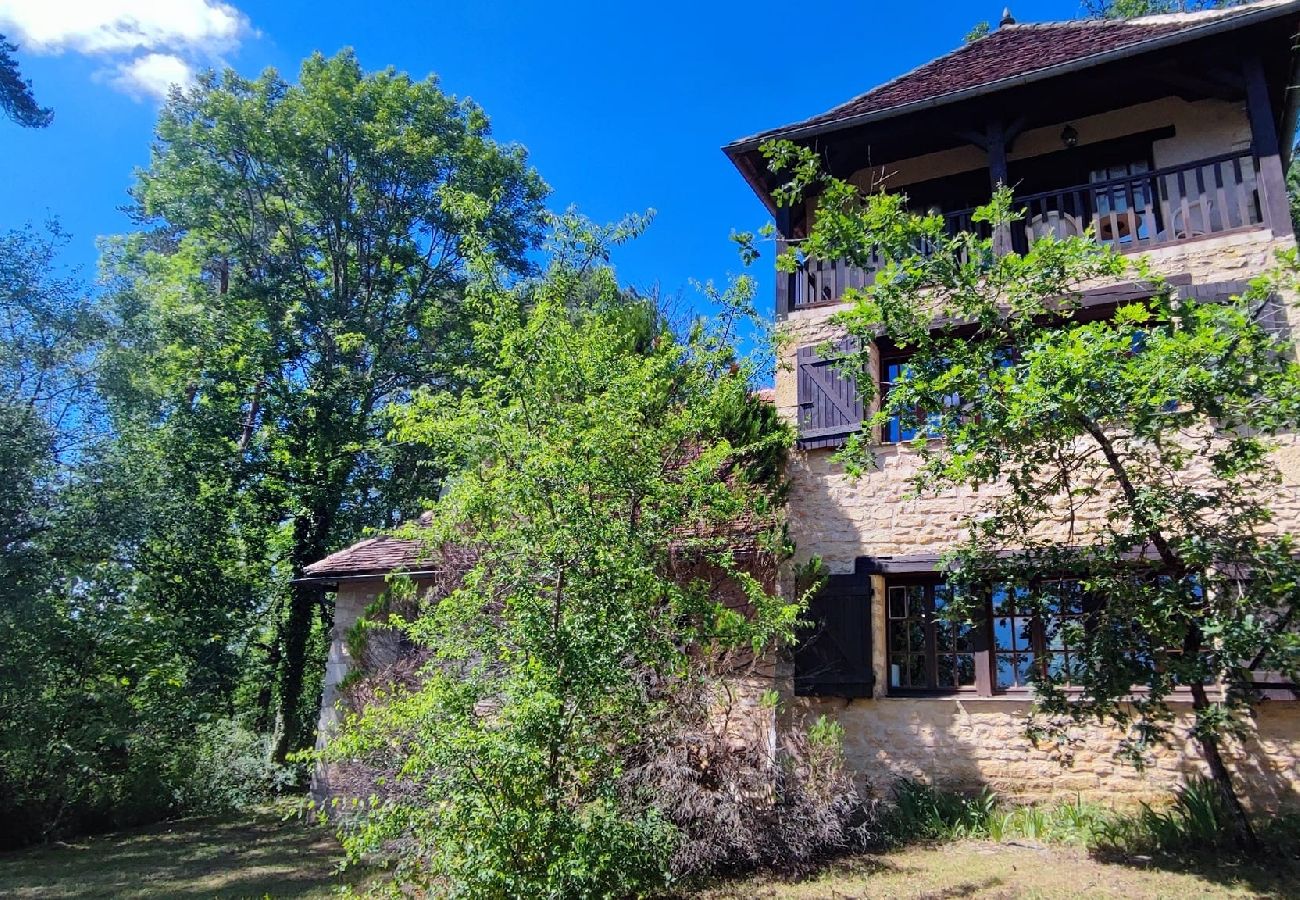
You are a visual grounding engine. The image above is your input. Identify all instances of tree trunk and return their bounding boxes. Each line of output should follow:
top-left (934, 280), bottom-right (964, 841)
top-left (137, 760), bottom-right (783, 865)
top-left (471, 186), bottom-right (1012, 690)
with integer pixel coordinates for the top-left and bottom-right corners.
top-left (272, 579), bottom-right (323, 764)
top-left (1185, 625), bottom-right (1260, 853)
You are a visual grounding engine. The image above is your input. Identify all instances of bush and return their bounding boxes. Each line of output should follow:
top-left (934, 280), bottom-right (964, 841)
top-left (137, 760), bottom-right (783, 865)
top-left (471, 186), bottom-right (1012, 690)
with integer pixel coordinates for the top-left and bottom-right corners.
top-left (1089, 777), bottom-right (1300, 859)
top-left (882, 780), bottom-right (999, 843)
top-left (178, 719), bottom-right (299, 812)
top-left (637, 714), bottom-right (879, 880)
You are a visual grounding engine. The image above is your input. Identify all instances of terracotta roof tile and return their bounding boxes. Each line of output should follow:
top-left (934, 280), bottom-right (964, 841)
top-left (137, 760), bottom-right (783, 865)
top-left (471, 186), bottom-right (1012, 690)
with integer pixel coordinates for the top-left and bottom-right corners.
top-left (301, 534), bottom-right (429, 578)
top-left (731, 2), bottom-right (1293, 147)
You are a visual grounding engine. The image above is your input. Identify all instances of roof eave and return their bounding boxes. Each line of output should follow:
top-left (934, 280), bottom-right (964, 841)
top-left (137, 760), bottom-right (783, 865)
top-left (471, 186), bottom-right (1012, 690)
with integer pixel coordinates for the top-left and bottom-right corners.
top-left (724, 1), bottom-right (1300, 158)
top-left (293, 566), bottom-right (442, 586)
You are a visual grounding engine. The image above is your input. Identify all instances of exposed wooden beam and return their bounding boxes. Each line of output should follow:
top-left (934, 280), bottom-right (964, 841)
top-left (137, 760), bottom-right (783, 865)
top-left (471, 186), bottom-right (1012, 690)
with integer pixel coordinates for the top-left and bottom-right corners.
top-left (986, 121), bottom-right (1009, 188)
top-left (1243, 55), bottom-right (1293, 238)
top-left (774, 205), bottom-right (792, 319)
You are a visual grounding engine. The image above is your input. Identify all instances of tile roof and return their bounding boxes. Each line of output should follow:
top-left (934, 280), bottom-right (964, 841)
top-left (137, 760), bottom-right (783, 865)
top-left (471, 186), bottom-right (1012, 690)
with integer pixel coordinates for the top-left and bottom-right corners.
top-left (301, 533), bottom-right (429, 578)
top-left (728, 1), bottom-right (1296, 148)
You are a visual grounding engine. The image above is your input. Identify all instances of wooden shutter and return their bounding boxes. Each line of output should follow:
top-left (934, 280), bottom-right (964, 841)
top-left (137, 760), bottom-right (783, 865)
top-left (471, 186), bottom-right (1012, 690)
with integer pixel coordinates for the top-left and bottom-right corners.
top-left (794, 570), bottom-right (874, 698)
top-left (796, 337), bottom-right (864, 449)
top-left (1257, 293), bottom-right (1292, 343)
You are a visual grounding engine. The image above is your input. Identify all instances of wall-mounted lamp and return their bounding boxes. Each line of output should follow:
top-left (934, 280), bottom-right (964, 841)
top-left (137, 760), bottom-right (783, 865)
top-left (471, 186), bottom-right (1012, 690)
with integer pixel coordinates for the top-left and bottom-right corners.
top-left (1061, 124), bottom-right (1079, 149)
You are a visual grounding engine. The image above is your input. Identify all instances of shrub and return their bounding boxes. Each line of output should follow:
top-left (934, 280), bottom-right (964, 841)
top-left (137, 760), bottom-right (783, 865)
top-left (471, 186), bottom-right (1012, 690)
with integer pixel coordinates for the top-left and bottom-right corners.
top-left (883, 780), bottom-right (999, 843)
top-left (635, 713), bottom-right (878, 880)
top-left (881, 781), bottom-right (1111, 848)
top-left (177, 719), bottom-right (299, 812)
top-left (1094, 777), bottom-right (1246, 857)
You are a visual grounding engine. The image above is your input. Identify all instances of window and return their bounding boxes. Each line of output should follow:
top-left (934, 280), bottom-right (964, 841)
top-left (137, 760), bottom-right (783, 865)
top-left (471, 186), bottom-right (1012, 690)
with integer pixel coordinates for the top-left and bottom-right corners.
top-left (880, 352), bottom-right (920, 444)
top-left (878, 347), bottom-right (1004, 445)
top-left (886, 575), bottom-right (1091, 696)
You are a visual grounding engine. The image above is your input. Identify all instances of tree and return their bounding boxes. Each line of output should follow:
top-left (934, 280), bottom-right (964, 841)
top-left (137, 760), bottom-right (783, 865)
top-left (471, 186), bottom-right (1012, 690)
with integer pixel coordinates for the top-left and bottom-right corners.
top-left (1081, 0), bottom-right (1243, 16)
top-left (108, 49), bottom-right (549, 762)
top-left (0, 35), bottom-right (51, 128)
top-left (765, 140), bottom-right (1300, 850)
top-left (321, 218), bottom-right (806, 895)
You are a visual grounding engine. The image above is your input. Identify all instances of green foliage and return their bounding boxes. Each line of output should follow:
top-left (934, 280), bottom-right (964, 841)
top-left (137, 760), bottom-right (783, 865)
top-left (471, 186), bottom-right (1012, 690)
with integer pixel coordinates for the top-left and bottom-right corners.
top-left (1081, 0), bottom-right (1243, 17)
top-left (182, 720), bottom-right (303, 812)
top-left (764, 137), bottom-right (1300, 847)
top-left (964, 21), bottom-right (991, 43)
top-left (879, 778), bottom-right (1299, 857)
top-left (107, 48), bottom-right (549, 760)
top-left (0, 34), bottom-right (51, 128)
top-left (882, 780), bottom-right (1000, 843)
top-left (322, 216), bottom-right (800, 896)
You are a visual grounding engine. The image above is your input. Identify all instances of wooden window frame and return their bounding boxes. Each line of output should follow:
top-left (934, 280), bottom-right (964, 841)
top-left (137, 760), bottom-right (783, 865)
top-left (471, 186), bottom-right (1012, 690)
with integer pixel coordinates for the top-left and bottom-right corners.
top-left (885, 574), bottom-right (1094, 698)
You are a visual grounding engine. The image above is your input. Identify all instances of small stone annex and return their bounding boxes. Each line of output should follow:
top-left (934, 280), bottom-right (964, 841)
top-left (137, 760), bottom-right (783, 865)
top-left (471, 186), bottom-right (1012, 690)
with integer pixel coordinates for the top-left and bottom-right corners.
top-left (305, 1), bottom-right (1300, 810)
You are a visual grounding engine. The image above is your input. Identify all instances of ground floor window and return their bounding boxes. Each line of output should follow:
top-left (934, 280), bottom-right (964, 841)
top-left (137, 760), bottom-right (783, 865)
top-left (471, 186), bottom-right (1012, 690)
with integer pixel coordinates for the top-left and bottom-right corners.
top-left (887, 575), bottom-right (1092, 696)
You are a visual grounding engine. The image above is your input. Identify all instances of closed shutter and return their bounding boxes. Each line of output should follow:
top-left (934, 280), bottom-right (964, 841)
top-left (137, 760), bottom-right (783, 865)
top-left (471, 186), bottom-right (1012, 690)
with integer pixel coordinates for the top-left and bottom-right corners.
top-left (1257, 293), bottom-right (1292, 343)
top-left (794, 570), bottom-right (874, 698)
top-left (796, 337), bottom-right (864, 449)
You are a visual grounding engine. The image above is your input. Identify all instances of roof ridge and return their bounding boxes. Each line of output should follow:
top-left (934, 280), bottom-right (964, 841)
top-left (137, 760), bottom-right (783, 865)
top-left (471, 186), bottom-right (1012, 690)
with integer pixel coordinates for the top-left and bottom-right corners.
top-left (725, 0), bottom-right (1299, 151)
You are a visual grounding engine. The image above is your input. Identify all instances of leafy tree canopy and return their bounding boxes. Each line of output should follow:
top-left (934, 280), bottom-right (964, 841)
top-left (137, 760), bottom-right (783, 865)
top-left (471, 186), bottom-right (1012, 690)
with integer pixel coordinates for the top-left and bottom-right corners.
top-left (105, 48), bottom-right (550, 762)
top-left (323, 217), bottom-right (804, 895)
top-left (0, 35), bottom-right (50, 128)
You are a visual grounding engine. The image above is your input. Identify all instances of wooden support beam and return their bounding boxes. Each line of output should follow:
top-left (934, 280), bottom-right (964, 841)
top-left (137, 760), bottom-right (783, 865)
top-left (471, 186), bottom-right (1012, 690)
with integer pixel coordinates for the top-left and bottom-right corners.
top-left (986, 120), bottom-right (1009, 189)
top-left (1243, 56), bottom-right (1294, 239)
top-left (1003, 115), bottom-right (1030, 153)
top-left (774, 205), bottom-right (793, 319)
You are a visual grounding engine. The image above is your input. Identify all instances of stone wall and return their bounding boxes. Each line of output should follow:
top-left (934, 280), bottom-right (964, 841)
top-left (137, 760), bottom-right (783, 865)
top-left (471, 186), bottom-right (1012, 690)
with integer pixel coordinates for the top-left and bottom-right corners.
top-left (789, 694), bottom-right (1300, 809)
top-left (773, 225), bottom-right (1300, 808)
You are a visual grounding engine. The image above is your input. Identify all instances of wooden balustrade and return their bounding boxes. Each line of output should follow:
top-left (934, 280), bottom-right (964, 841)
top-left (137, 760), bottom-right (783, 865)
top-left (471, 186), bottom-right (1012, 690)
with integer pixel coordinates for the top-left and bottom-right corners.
top-left (782, 151), bottom-right (1264, 313)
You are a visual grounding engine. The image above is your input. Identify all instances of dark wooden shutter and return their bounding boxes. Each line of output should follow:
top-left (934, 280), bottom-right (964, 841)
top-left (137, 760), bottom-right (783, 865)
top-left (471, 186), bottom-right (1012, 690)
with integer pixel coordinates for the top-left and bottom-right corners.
top-left (794, 569), bottom-right (874, 698)
top-left (796, 337), bottom-right (864, 449)
top-left (1257, 293), bottom-right (1292, 343)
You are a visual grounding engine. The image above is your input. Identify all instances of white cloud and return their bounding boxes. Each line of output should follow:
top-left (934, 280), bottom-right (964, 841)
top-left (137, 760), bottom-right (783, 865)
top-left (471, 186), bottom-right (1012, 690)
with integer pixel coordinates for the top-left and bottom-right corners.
top-left (0, 0), bottom-right (252, 99)
top-left (112, 52), bottom-right (194, 99)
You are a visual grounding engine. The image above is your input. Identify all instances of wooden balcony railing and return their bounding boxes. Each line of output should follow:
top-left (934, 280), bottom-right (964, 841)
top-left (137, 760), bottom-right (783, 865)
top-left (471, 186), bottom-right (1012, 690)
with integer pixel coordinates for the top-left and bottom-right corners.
top-left (781, 151), bottom-right (1264, 313)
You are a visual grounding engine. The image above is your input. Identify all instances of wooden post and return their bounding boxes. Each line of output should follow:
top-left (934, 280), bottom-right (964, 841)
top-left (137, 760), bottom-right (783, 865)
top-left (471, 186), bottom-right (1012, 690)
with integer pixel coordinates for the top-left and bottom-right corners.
top-left (774, 205), bottom-right (793, 319)
top-left (987, 120), bottom-right (1009, 190)
top-left (987, 120), bottom-right (1015, 255)
top-left (1243, 56), bottom-right (1294, 239)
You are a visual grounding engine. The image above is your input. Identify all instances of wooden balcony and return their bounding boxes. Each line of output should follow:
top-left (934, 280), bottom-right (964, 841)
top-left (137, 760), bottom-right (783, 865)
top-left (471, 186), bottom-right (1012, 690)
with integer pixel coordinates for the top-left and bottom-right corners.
top-left (780, 151), bottom-right (1265, 313)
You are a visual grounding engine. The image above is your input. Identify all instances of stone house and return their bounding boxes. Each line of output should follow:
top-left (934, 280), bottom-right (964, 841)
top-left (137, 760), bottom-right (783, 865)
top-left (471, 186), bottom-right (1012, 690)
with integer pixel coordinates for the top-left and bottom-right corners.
top-left (722, 1), bottom-right (1300, 807)
top-left (305, 2), bottom-right (1300, 808)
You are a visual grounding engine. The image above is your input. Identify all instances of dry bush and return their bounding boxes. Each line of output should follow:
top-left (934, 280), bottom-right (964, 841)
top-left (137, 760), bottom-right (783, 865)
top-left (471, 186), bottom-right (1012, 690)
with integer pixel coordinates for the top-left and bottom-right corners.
top-left (625, 681), bottom-right (879, 878)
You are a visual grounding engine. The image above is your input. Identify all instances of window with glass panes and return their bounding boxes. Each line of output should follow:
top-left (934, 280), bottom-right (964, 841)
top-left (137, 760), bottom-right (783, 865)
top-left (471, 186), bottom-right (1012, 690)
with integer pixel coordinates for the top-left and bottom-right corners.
top-left (886, 575), bottom-right (1091, 696)
top-left (887, 580), bottom-right (978, 692)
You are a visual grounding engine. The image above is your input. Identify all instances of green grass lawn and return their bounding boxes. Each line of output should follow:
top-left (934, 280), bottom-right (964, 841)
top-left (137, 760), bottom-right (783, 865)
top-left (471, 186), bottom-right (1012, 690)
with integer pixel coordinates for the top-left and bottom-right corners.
top-left (0, 804), bottom-right (364, 899)
top-left (703, 839), bottom-right (1300, 900)
top-left (1, 808), bottom-right (1295, 899)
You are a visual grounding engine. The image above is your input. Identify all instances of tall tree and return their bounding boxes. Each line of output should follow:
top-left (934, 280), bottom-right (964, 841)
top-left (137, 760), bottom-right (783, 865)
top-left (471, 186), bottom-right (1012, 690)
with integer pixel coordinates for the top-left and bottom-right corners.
top-left (0, 35), bottom-right (51, 128)
top-left (324, 219), bottom-right (803, 896)
top-left (109, 49), bottom-right (548, 761)
top-left (764, 141), bottom-right (1300, 850)
top-left (1082, 0), bottom-right (1242, 16)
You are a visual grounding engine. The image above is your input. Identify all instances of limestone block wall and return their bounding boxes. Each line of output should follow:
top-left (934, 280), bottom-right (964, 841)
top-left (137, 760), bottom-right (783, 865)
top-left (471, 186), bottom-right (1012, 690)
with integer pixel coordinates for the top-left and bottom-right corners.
top-left (774, 226), bottom-right (1300, 808)
top-left (776, 228), bottom-right (1300, 575)
top-left (789, 694), bottom-right (1300, 810)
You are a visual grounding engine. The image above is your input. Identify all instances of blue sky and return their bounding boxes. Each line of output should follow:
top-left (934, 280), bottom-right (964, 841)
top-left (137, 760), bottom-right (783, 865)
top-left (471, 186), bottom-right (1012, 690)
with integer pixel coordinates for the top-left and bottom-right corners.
top-left (0, 0), bottom-right (1087, 316)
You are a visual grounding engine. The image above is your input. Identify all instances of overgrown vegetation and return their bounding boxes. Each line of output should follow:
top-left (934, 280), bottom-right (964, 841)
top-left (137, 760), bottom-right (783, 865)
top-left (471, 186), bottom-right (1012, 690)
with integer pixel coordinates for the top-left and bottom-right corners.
top-left (316, 217), bottom-right (872, 896)
top-left (880, 777), bottom-right (1300, 865)
top-left (0, 49), bottom-right (546, 846)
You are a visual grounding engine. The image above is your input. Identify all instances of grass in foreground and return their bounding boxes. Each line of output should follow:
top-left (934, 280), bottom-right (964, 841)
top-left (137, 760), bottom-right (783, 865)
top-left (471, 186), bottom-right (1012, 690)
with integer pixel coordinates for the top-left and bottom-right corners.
top-left (0, 803), bottom-right (364, 899)
top-left (701, 839), bottom-right (1300, 899)
top-left (0, 796), bottom-right (1295, 899)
